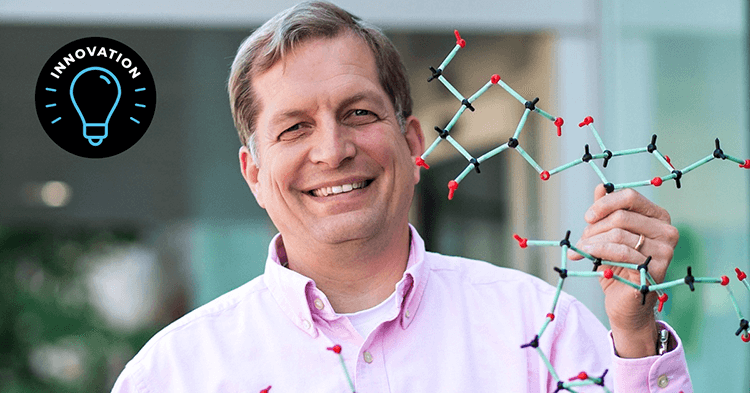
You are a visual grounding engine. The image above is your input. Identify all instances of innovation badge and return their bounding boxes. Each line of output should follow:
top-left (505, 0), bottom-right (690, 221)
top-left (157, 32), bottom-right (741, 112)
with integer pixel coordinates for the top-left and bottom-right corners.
top-left (35, 37), bottom-right (156, 158)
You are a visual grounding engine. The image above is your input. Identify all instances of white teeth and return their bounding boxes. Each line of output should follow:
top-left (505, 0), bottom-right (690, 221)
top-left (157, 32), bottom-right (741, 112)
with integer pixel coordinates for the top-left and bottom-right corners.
top-left (312, 181), bottom-right (367, 197)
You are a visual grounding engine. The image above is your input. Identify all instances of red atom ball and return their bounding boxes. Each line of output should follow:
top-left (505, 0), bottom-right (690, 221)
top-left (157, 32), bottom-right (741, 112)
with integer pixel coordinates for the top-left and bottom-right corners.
top-left (657, 293), bottom-right (668, 312)
top-left (741, 159), bottom-right (750, 169)
top-left (578, 116), bottom-right (594, 127)
top-left (568, 371), bottom-right (588, 381)
top-left (742, 333), bottom-right (750, 343)
top-left (454, 30), bottom-right (466, 48)
top-left (327, 345), bottom-right (342, 354)
top-left (447, 180), bottom-right (459, 200)
top-left (513, 234), bottom-right (528, 249)
top-left (491, 74), bottom-right (501, 84)
top-left (260, 386), bottom-right (272, 393)
top-left (603, 269), bottom-right (613, 279)
top-left (554, 117), bottom-right (564, 136)
top-left (736, 268), bottom-right (747, 281)
top-left (540, 170), bottom-right (550, 181)
top-left (546, 313), bottom-right (555, 321)
top-left (651, 177), bottom-right (663, 187)
top-left (415, 157), bottom-right (430, 169)
top-left (721, 276), bottom-right (730, 286)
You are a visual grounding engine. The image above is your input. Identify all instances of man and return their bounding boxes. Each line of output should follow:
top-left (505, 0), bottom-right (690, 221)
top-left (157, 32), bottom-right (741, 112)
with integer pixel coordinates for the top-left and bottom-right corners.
top-left (113, 2), bottom-right (690, 392)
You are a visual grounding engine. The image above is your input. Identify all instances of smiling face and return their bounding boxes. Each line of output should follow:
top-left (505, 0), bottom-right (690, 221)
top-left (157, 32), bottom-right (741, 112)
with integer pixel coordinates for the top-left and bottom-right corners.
top-left (239, 32), bottom-right (424, 250)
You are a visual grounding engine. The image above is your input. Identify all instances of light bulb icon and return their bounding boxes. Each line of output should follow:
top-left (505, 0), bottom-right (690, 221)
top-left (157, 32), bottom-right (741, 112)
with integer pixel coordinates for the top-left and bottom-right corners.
top-left (70, 67), bottom-right (121, 146)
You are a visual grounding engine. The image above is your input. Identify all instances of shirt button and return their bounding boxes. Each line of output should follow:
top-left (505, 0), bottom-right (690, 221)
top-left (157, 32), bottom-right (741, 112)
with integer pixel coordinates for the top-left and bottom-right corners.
top-left (363, 351), bottom-right (373, 363)
top-left (302, 319), bottom-right (311, 330)
top-left (657, 374), bottom-right (669, 388)
top-left (314, 298), bottom-right (324, 310)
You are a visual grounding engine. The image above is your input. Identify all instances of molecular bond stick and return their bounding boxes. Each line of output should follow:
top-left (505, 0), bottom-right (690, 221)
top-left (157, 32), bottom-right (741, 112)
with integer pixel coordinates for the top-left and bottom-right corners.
top-left (511, 230), bottom-right (750, 392)
top-left (416, 31), bottom-right (750, 392)
top-left (417, 31), bottom-right (750, 200)
top-left (327, 344), bottom-right (356, 392)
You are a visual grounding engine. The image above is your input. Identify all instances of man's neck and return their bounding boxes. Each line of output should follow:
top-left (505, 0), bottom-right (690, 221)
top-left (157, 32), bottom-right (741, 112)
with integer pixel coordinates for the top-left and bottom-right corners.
top-left (282, 225), bottom-right (411, 314)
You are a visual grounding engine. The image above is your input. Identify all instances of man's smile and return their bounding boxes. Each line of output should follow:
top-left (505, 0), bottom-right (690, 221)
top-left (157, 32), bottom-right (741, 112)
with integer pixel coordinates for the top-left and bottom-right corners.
top-left (307, 179), bottom-right (374, 197)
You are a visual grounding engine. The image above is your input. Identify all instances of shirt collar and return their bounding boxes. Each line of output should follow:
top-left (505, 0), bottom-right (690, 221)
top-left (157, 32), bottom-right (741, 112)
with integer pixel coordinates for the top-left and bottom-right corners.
top-left (263, 224), bottom-right (430, 335)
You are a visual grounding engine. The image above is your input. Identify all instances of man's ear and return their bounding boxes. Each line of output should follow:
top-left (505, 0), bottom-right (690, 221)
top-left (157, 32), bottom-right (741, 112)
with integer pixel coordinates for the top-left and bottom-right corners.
top-left (403, 115), bottom-right (425, 184)
top-left (239, 146), bottom-right (265, 209)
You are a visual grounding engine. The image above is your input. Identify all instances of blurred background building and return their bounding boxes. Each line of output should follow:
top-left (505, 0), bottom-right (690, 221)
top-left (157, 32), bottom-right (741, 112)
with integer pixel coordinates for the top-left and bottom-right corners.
top-left (0, 0), bottom-right (747, 391)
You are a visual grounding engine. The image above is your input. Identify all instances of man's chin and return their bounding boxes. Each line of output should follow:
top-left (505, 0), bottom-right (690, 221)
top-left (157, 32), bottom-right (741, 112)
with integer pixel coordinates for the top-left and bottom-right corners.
top-left (307, 216), bottom-right (382, 245)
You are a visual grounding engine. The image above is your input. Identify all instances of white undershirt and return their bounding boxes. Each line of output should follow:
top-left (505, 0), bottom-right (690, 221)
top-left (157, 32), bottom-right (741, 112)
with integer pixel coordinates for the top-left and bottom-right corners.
top-left (339, 290), bottom-right (398, 339)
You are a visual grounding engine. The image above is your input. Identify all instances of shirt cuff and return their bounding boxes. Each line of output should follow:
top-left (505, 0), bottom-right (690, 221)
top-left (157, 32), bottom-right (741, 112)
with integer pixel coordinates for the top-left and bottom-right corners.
top-left (610, 321), bottom-right (693, 393)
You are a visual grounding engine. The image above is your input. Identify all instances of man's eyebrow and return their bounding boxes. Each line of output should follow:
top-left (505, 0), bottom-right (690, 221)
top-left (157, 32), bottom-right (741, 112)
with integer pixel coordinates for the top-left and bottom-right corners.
top-left (337, 91), bottom-right (387, 112)
top-left (268, 91), bottom-right (388, 126)
top-left (269, 110), bottom-right (308, 126)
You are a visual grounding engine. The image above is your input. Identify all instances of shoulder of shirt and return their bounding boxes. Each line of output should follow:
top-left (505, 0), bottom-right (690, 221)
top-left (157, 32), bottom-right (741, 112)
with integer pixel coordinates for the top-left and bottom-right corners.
top-left (126, 273), bottom-right (270, 365)
top-left (423, 251), bottom-right (589, 337)
top-left (425, 250), bottom-right (564, 298)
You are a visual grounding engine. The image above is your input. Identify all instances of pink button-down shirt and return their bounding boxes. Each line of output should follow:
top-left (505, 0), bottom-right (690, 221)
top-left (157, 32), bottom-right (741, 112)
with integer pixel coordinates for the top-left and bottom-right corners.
top-left (112, 225), bottom-right (691, 392)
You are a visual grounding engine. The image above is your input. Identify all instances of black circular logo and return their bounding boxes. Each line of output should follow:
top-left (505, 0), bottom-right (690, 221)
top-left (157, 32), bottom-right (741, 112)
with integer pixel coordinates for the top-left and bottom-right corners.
top-left (35, 37), bottom-right (156, 158)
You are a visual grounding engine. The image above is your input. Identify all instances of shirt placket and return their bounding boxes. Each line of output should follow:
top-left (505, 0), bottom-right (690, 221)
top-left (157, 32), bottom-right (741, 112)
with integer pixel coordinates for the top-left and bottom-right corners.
top-left (354, 331), bottom-right (389, 393)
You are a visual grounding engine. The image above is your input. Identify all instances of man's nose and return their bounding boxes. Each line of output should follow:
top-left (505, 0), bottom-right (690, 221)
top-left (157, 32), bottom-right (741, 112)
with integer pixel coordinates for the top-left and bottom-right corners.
top-left (309, 122), bottom-right (356, 168)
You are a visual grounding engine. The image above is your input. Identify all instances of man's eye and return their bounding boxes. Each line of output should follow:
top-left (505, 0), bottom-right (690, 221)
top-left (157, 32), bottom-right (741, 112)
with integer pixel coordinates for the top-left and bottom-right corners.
top-left (278, 123), bottom-right (303, 141)
top-left (345, 109), bottom-right (378, 126)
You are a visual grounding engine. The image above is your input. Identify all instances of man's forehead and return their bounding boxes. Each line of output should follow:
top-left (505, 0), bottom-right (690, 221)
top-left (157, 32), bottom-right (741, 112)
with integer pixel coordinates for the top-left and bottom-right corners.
top-left (268, 90), bottom-right (388, 122)
top-left (252, 33), bottom-right (390, 121)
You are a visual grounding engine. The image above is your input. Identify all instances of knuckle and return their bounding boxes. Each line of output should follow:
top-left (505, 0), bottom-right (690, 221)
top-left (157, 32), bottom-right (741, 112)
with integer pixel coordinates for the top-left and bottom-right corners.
top-left (610, 210), bottom-right (627, 226)
top-left (622, 188), bottom-right (637, 199)
top-left (621, 188), bottom-right (639, 206)
top-left (610, 228), bottom-right (627, 243)
top-left (664, 225), bottom-right (679, 243)
top-left (651, 239), bottom-right (674, 258)
top-left (655, 243), bottom-right (674, 264)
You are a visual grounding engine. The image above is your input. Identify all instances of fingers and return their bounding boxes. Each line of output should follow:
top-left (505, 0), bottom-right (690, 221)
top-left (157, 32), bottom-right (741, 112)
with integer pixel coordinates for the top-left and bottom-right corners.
top-left (575, 228), bottom-right (675, 265)
top-left (585, 187), bottom-right (671, 225)
top-left (578, 241), bottom-right (669, 284)
top-left (577, 239), bottom-right (647, 266)
top-left (567, 228), bottom-right (641, 261)
top-left (580, 209), bottom-right (679, 247)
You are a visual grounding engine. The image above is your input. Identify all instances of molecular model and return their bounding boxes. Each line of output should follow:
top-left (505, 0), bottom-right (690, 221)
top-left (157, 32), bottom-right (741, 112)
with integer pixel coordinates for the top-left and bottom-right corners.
top-left (258, 31), bottom-right (750, 393)
top-left (415, 30), bottom-right (750, 392)
top-left (415, 30), bottom-right (750, 199)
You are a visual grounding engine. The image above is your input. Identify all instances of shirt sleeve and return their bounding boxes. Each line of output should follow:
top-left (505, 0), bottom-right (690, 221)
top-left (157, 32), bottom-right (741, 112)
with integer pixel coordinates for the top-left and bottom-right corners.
top-left (611, 320), bottom-right (693, 393)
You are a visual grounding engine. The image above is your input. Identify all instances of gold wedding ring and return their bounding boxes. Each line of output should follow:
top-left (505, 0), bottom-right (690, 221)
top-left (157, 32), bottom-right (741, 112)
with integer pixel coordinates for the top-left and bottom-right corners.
top-left (634, 234), bottom-right (645, 251)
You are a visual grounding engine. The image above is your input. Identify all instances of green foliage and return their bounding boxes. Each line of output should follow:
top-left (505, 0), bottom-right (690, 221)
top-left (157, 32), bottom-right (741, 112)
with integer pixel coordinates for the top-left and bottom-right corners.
top-left (0, 225), bottom-right (160, 393)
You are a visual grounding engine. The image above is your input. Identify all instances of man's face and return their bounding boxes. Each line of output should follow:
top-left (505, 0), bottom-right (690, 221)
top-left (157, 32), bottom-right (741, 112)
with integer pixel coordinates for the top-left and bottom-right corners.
top-left (240, 32), bottom-right (424, 248)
